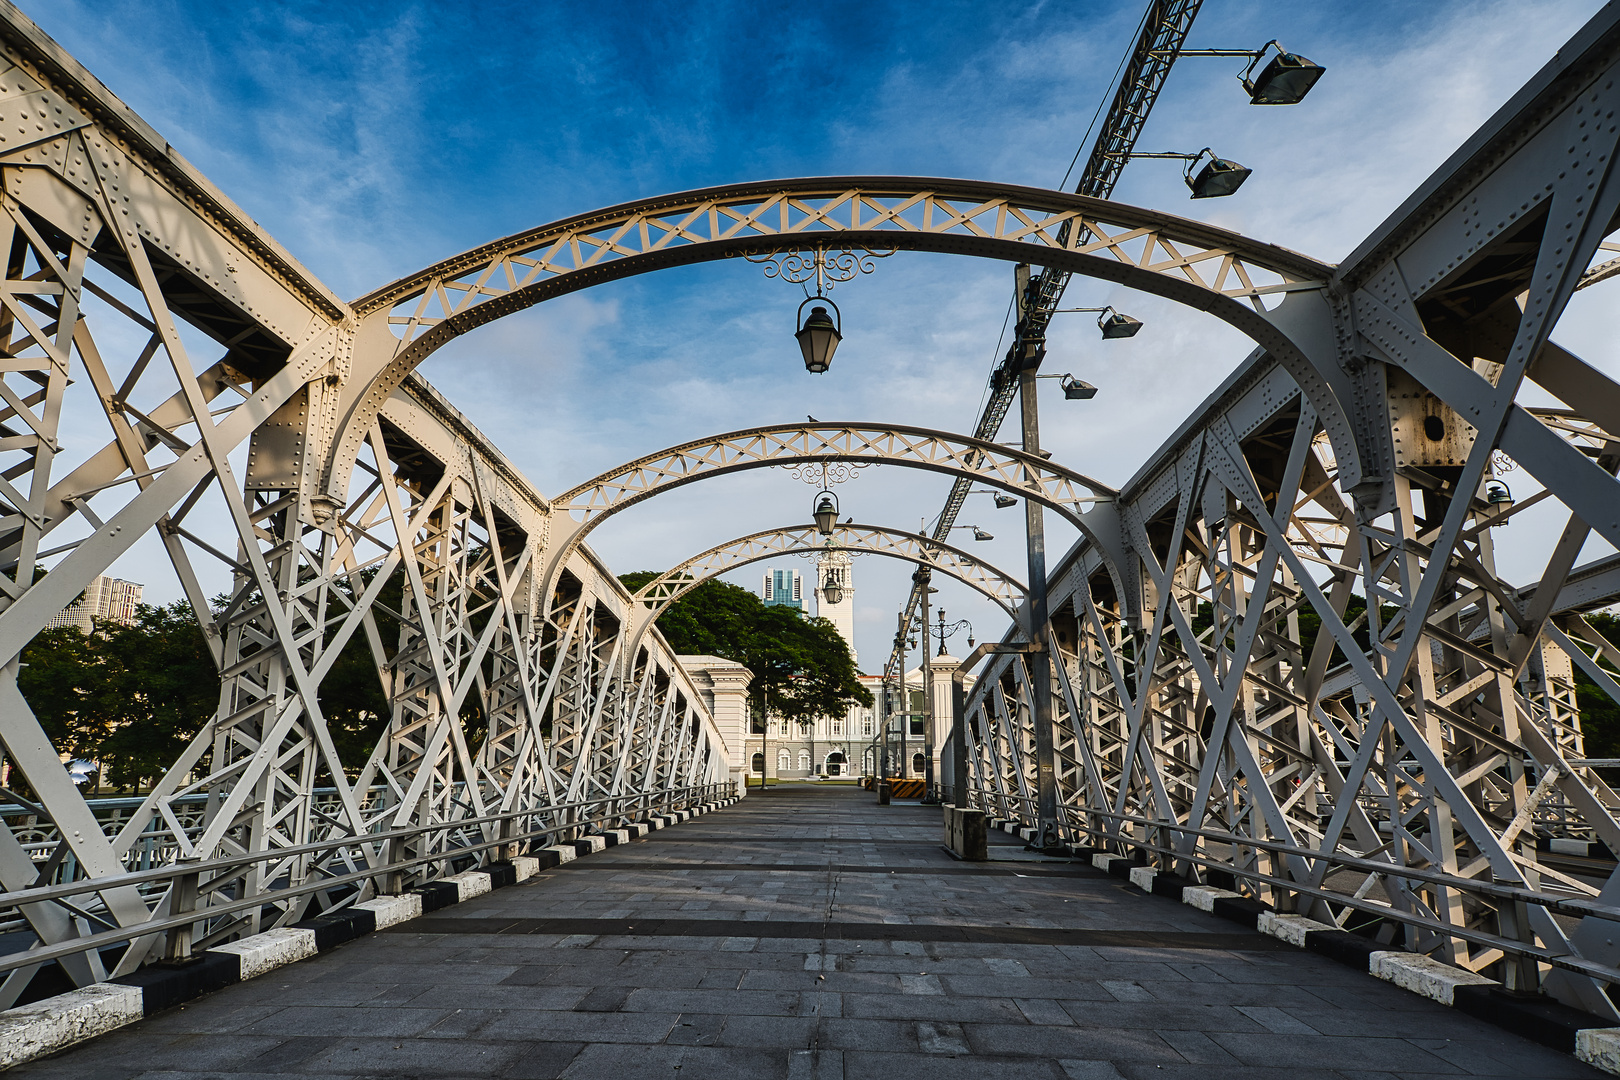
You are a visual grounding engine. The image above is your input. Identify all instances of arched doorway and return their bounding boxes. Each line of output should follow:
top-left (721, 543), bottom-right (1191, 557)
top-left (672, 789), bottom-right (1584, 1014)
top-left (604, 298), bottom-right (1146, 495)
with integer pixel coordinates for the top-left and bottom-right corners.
top-left (912, 752), bottom-right (926, 774)
top-left (751, 752), bottom-right (764, 774)
top-left (825, 751), bottom-right (847, 776)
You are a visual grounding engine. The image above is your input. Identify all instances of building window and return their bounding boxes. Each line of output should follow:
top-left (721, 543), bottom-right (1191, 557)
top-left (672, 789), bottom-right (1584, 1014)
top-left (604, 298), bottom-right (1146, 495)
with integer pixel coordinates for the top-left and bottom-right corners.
top-left (751, 752), bottom-right (764, 773)
top-left (798, 749), bottom-right (811, 771)
top-left (912, 752), bottom-right (926, 773)
top-left (779, 719), bottom-right (789, 736)
top-left (778, 748), bottom-right (791, 770)
top-left (832, 719), bottom-right (843, 737)
top-left (862, 718), bottom-right (873, 737)
top-left (798, 721), bottom-right (810, 738)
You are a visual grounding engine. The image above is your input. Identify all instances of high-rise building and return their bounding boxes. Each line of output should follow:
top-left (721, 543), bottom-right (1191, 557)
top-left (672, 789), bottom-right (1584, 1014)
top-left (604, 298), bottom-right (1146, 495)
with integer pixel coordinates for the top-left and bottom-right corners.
top-left (47, 575), bottom-right (144, 634)
top-left (761, 568), bottom-right (804, 611)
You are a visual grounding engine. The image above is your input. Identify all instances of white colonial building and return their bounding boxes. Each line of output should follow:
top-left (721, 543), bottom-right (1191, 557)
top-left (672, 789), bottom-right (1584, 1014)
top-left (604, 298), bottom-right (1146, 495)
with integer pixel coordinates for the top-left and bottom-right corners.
top-left (734, 544), bottom-right (968, 784)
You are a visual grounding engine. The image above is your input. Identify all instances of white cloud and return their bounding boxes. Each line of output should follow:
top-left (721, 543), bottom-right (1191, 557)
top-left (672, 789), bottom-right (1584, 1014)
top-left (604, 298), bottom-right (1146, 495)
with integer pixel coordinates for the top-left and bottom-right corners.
top-left (23, 0), bottom-right (1616, 666)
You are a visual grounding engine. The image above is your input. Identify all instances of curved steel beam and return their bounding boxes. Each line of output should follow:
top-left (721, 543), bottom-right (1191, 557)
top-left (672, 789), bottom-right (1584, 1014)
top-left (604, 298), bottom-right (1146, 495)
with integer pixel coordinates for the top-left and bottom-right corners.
top-left (327, 177), bottom-right (1354, 500)
top-left (542, 421), bottom-right (1121, 619)
top-left (632, 520), bottom-right (1025, 628)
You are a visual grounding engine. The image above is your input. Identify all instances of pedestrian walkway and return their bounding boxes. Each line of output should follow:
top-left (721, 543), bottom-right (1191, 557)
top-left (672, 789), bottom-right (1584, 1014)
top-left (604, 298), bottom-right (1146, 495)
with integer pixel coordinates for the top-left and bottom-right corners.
top-left (11, 786), bottom-right (1597, 1079)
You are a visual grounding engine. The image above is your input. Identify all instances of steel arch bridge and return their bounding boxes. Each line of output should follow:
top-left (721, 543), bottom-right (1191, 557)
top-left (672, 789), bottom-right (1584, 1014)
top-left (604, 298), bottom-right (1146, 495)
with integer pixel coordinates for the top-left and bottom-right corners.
top-left (0, 0), bottom-right (1618, 1030)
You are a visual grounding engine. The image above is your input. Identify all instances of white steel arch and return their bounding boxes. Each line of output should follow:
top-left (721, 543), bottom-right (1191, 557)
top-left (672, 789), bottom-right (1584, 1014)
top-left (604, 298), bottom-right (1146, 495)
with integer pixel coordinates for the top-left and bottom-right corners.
top-left (325, 177), bottom-right (1355, 502)
top-left (543, 421), bottom-right (1118, 618)
top-left (622, 521), bottom-right (1026, 655)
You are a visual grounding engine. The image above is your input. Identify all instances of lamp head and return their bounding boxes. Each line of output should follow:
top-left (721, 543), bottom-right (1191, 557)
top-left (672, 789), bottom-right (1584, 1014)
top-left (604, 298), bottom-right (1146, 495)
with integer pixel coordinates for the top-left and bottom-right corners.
top-left (795, 300), bottom-right (842, 373)
top-left (1244, 50), bottom-right (1325, 105)
top-left (1061, 376), bottom-right (1098, 400)
top-left (1097, 308), bottom-right (1143, 339)
top-left (812, 491), bottom-right (838, 536)
top-left (1186, 153), bottom-right (1252, 198)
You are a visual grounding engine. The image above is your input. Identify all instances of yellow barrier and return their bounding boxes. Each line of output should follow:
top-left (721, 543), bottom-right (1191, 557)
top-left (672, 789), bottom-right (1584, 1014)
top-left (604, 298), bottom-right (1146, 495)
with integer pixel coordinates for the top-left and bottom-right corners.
top-left (859, 776), bottom-right (926, 799)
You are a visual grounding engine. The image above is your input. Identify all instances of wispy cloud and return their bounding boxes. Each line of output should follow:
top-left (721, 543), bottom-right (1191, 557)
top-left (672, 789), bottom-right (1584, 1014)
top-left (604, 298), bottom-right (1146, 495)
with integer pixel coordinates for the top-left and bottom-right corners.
top-left (25, 0), bottom-right (1614, 663)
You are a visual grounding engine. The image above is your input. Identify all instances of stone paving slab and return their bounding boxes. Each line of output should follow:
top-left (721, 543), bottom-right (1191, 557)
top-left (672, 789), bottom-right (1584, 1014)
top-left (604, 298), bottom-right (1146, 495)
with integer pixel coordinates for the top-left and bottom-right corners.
top-left (6, 786), bottom-right (1603, 1078)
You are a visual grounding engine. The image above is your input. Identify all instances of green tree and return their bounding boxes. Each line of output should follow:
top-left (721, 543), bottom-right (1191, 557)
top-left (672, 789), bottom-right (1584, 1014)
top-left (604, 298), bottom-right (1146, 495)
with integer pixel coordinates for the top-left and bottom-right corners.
top-left (619, 573), bottom-right (871, 724)
top-left (84, 602), bottom-right (219, 790)
top-left (18, 625), bottom-right (102, 766)
top-left (1575, 613), bottom-right (1620, 761)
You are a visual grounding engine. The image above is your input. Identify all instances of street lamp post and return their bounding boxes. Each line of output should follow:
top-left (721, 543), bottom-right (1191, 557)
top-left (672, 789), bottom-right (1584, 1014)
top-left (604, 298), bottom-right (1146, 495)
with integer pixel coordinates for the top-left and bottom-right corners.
top-left (914, 567), bottom-right (938, 803)
top-left (1016, 334), bottom-right (1062, 851)
top-left (931, 609), bottom-right (973, 806)
top-left (894, 611), bottom-right (908, 780)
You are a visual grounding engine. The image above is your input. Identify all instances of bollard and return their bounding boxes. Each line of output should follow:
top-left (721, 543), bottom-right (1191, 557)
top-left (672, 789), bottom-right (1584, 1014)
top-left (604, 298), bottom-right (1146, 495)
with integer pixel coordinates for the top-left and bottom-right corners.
top-left (877, 779), bottom-right (891, 805)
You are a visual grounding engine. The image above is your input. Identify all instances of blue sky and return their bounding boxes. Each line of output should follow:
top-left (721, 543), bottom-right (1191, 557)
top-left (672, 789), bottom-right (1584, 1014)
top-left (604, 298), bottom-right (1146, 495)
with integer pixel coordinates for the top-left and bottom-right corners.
top-left (31, 0), bottom-right (1616, 667)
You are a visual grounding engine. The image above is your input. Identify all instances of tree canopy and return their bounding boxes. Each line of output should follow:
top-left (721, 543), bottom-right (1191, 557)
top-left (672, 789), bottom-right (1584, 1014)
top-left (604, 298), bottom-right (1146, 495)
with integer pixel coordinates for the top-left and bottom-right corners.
top-left (17, 596), bottom-right (393, 794)
top-left (619, 573), bottom-right (871, 724)
top-left (20, 602), bottom-right (218, 791)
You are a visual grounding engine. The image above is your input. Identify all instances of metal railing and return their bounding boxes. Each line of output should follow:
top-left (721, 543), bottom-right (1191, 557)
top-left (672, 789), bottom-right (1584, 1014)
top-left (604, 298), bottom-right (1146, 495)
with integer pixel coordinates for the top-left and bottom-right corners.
top-left (957, 787), bottom-right (1620, 993)
top-left (0, 782), bottom-right (729, 983)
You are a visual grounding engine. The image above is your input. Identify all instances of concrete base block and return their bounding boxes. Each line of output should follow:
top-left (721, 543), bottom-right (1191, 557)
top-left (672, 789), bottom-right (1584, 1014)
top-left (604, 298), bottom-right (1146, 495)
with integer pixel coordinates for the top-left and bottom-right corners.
top-left (510, 857), bottom-right (540, 882)
top-left (1018, 827), bottom-right (1036, 842)
top-left (603, 829), bottom-right (631, 846)
top-left (1257, 912), bottom-right (1337, 947)
top-left (577, 835), bottom-right (607, 853)
top-left (542, 844), bottom-right (577, 863)
top-left (1370, 951), bottom-right (1497, 1005)
top-left (1090, 853), bottom-right (1117, 871)
top-left (1128, 866), bottom-right (1157, 891)
top-left (356, 893), bottom-right (423, 929)
top-left (1577, 1028), bottom-right (1620, 1074)
top-left (626, 823), bottom-right (649, 838)
top-left (1182, 885), bottom-right (1242, 912)
top-left (0, 983), bottom-right (145, 1068)
top-left (213, 927), bottom-right (318, 978)
top-left (942, 806), bottom-right (988, 861)
top-left (646, 818), bottom-right (664, 829)
top-left (446, 871), bottom-right (493, 901)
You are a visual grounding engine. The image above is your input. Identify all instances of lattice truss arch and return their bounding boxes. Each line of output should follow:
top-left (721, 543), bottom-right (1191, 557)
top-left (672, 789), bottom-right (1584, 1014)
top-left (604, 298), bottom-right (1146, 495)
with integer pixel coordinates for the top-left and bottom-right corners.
top-left (327, 177), bottom-right (1362, 503)
top-left (542, 422), bottom-right (1116, 615)
top-left (628, 521), bottom-right (1027, 627)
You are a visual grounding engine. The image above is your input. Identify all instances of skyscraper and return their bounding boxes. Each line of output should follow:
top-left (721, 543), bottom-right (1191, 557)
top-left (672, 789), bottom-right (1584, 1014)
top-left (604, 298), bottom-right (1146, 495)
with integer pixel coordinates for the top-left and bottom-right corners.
top-left (47, 576), bottom-right (144, 634)
top-left (761, 568), bottom-right (804, 611)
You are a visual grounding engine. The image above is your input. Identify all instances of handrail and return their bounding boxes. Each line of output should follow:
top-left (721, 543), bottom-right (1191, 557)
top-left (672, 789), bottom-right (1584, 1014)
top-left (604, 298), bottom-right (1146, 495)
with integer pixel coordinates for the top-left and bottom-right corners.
top-left (0, 784), bottom-right (715, 910)
top-left (964, 788), bottom-right (1620, 989)
top-left (0, 783), bottom-right (727, 980)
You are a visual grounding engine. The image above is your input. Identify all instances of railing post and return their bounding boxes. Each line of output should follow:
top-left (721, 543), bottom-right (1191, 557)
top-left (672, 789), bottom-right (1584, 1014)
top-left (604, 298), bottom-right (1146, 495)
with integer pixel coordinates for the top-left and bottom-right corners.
top-left (382, 832), bottom-right (410, 896)
top-left (1502, 898), bottom-right (1542, 993)
top-left (164, 858), bottom-right (202, 964)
